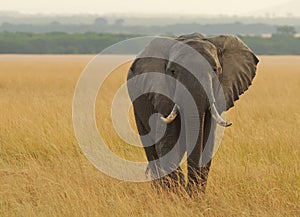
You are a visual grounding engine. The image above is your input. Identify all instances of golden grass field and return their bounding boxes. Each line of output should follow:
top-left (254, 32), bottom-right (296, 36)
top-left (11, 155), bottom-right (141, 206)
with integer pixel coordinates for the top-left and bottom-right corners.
top-left (0, 55), bottom-right (299, 216)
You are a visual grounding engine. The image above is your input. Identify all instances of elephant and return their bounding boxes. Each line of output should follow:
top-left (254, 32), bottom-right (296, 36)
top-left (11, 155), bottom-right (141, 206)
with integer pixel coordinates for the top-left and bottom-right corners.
top-left (127, 33), bottom-right (259, 193)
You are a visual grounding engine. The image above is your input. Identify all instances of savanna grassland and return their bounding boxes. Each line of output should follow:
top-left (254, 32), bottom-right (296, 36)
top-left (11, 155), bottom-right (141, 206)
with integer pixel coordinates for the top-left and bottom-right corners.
top-left (0, 55), bottom-right (299, 216)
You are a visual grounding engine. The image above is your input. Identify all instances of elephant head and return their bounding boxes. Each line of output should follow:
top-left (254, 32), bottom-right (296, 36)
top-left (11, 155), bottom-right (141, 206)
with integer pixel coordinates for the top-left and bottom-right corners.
top-left (161, 37), bottom-right (233, 127)
top-left (160, 34), bottom-right (259, 125)
top-left (128, 37), bottom-right (178, 117)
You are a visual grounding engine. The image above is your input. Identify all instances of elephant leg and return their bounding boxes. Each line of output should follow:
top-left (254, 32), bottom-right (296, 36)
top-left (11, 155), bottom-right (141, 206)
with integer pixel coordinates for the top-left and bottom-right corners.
top-left (155, 114), bottom-right (185, 188)
top-left (134, 115), bottom-right (158, 157)
top-left (187, 113), bottom-right (205, 189)
top-left (199, 110), bottom-right (216, 192)
top-left (187, 111), bottom-right (215, 194)
top-left (133, 96), bottom-right (160, 179)
top-left (133, 95), bottom-right (185, 188)
top-left (175, 108), bottom-right (215, 194)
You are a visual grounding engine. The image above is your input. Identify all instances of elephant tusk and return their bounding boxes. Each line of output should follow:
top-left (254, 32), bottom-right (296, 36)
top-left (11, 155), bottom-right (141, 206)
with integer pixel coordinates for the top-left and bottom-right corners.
top-left (160, 104), bottom-right (180, 124)
top-left (210, 103), bottom-right (232, 127)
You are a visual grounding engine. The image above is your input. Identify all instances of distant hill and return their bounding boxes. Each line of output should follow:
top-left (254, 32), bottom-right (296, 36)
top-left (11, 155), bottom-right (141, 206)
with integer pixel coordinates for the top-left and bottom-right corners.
top-left (1, 11), bottom-right (300, 36)
top-left (1, 12), bottom-right (300, 26)
top-left (256, 0), bottom-right (300, 17)
top-left (0, 22), bottom-right (295, 36)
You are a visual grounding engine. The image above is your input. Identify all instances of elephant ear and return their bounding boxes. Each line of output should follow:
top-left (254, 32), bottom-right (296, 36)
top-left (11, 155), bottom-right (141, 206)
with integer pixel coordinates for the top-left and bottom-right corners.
top-left (206, 35), bottom-right (259, 110)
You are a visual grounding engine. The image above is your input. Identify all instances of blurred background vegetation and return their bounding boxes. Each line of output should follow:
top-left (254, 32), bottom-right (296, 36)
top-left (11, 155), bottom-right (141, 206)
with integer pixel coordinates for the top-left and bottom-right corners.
top-left (0, 14), bottom-right (299, 54)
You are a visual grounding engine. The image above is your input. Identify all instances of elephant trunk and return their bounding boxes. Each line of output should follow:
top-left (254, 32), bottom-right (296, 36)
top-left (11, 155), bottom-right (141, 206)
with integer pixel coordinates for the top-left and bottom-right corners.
top-left (160, 73), bottom-right (231, 128)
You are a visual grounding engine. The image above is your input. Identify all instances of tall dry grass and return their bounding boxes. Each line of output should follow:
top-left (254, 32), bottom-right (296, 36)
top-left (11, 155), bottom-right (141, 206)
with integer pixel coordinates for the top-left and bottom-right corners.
top-left (0, 55), bottom-right (299, 217)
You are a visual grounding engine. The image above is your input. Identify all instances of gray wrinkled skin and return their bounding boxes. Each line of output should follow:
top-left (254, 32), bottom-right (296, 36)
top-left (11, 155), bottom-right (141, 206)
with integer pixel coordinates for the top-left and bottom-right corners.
top-left (127, 33), bottom-right (259, 193)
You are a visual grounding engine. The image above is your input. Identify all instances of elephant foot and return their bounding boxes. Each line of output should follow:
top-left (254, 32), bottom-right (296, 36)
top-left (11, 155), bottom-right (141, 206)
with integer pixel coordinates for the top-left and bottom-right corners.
top-left (186, 165), bottom-right (210, 197)
top-left (185, 182), bottom-right (206, 198)
top-left (150, 167), bottom-right (186, 193)
top-left (163, 169), bottom-right (185, 188)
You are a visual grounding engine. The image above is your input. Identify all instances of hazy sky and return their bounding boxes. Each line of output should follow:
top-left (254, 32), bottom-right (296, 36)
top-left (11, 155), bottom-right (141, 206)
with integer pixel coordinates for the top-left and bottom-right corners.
top-left (0, 0), bottom-right (293, 16)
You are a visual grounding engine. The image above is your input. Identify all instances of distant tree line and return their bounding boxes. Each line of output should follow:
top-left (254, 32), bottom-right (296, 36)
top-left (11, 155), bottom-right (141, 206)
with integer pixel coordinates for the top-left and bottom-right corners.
top-left (0, 32), bottom-right (299, 55)
top-left (0, 32), bottom-right (139, 54)
top-left (240, 35), bottom-right (300, 55)
top-left (1, 20), bottom-right (300, 36)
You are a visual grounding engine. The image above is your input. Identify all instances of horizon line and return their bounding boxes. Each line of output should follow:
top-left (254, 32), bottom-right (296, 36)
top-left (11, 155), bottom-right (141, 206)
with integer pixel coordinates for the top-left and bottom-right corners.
top-left (0, 10), bottom-right (299, 19)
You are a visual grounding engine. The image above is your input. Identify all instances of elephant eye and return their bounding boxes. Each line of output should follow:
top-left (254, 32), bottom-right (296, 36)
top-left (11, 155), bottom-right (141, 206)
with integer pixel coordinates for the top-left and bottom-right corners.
top-left (167, 67), bottom-right (176, 76)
